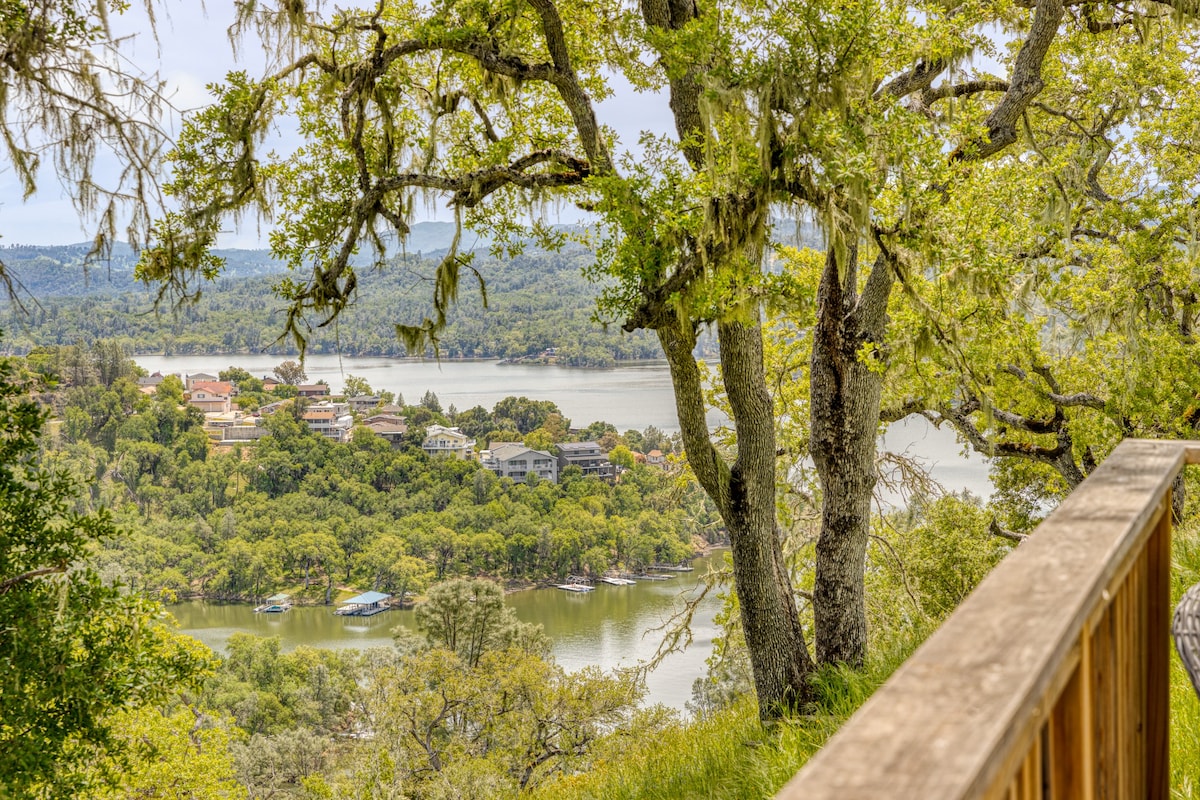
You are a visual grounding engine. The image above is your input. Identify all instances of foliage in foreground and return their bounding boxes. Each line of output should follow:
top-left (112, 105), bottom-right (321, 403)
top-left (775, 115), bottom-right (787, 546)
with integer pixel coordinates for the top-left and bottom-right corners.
top-left (0, 354), bottom-right (215, 798)
top-left (530, 628), bottom-right (931, 800)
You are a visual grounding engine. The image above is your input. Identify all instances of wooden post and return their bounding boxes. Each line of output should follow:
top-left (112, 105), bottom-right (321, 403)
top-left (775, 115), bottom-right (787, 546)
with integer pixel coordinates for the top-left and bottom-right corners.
top-left (1146, 495), bottom-right (1171, 799)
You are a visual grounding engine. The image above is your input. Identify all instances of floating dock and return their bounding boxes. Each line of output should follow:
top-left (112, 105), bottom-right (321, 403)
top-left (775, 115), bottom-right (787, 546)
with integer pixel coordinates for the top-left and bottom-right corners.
top-left (599, 576), bottom-right (636, 586)
top-left (335, 590), bottom-right (392, 616)
top-left (555, 583), bottom-right (595, 593)
top-left (254, 593), bottom-right (293, 613)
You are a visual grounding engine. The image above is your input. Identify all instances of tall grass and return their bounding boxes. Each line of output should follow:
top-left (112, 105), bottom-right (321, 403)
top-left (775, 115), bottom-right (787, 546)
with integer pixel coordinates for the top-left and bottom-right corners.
top-left (533, 623), bottom-right (933, 800)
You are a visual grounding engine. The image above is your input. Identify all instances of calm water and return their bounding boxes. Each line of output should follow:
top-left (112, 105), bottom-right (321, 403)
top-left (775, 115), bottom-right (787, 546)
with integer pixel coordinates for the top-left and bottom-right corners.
top-left (171, 553), bottom-right (725, 712)
top-left (136, 354), bottom-right (695, 432)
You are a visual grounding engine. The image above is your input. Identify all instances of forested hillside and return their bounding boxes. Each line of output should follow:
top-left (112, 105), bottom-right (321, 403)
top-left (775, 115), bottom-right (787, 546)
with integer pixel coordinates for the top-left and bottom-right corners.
top-left (0, 243), bottom-right (663, 365)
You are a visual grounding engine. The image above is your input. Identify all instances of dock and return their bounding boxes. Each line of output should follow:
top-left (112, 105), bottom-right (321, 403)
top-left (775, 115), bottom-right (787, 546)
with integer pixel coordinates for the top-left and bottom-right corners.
top-left (620, 573), bottom-right (675, 581)
top-left (335, 590), bottom-right (392, 616)
top-left (599, 576), bottom-right (636, 586)
top-left (555, 583), bottom-right (595, 593)
top-left (254, 593), bottom-right (292, 613)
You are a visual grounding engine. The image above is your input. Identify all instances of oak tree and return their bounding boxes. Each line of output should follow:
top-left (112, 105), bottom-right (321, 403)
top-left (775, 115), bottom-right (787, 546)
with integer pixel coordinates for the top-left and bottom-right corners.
top-left (140, 0), bottom-right (1195, 719)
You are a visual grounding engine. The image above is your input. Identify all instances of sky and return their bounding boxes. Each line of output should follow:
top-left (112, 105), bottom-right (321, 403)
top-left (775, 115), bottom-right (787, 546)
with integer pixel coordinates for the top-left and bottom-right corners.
top-left (0, 2), bottom-right (675, 249)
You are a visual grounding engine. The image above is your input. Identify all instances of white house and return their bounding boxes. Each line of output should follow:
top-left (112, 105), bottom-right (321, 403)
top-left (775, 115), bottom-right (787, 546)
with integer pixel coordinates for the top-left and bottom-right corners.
top-left (421, 424), bottom-right (476, 459)
top-left (302, 402), bottom-right (354, 442)
top-left (187, 388), bottom-right (231, 414)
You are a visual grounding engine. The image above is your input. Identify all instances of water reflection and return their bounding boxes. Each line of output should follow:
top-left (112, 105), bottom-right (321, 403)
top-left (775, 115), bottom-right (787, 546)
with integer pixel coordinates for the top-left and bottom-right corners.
top-left (171, 553), bottom-right (726, 711)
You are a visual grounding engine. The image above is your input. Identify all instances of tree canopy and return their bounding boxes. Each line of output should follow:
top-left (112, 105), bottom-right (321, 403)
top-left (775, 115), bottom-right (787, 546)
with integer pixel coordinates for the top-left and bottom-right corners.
top-left (0, 353), bottom-right (213, 797)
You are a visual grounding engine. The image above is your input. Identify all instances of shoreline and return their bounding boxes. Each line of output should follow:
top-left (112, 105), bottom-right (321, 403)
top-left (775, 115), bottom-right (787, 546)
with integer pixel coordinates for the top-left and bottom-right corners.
top-left (170, 546), bottom-right (728, 607)
top-left (129, 352), bottom-right (671, 370)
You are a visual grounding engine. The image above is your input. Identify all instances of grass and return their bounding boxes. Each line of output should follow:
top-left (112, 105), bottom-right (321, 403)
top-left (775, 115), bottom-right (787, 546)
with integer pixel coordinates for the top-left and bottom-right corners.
top-left (534, 517), bottom-right (1200, 800)
top-left (533, 624), bottom-right (933, 800)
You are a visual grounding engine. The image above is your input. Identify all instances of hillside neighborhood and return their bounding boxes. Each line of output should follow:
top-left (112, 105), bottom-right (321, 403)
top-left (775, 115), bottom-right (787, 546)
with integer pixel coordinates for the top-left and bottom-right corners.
top-left (135, 368), bottom-right (669, 483)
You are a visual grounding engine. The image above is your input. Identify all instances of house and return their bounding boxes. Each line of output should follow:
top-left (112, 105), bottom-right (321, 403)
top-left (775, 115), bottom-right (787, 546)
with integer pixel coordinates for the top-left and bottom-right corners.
top-left (137, 372), bottom-right (167, 392)
top-left (348, 395), bottom-right (382, 414)
top-left (556, 441), bottom-right (616, 481)
top-left (646, 449), bottom-right (668, 468)
top-left (481, 443), bottom-right (559, 482)
top-left (365, 413), bottom-right (407, 426)
top-left (191, 380), bottom-right (235, 397)
top-left (297, 383), bottom-right (330, 398)
top-left (421, 424), bottom-right (476, 459)
top-left (377, 403), bottom-right (404, 415)
top-left (185, 372), bottom-right (219, 390)
top-left (365, 419), bottom-right (408, 447)
top-left (301, 404), bottom-right (354, 441)
top-left (187, 388), bottom-right (231, 414)
top-left (261, 377), bottom-right (281, 391)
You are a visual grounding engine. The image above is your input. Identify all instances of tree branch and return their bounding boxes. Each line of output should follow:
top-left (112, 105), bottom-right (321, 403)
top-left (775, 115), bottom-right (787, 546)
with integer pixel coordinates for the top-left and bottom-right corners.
top-left (0, 564), bottom-right (67, 596)
top-left (988, 518), bottom-right (1028, 544)
top-left (874, 58), bottom-right (948, 101)
top-left (922, 79), bottom-right (1010, 104)
top-left (953, 0), bottom-right (1064, 160)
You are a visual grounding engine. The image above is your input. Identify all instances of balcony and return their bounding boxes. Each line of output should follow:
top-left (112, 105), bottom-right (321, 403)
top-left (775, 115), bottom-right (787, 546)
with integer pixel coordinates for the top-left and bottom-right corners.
top-left (779, 438), bottom-right (1198, 799)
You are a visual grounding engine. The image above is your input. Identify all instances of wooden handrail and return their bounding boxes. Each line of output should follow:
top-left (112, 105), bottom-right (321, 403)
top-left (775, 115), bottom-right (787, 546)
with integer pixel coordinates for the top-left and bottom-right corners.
top-left (779, 439), bottom-right (1200, 799)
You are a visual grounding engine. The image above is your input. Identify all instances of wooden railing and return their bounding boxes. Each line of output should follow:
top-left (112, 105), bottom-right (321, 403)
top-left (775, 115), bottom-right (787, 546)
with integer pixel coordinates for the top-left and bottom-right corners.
top-left (779, 438), bottom-right (1200, 799)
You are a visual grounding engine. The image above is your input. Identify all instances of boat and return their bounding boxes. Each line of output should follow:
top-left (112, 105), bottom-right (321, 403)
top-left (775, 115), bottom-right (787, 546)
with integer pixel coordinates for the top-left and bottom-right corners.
top-left (599, 576), bottom-right (636, 586)
top-left (555, 583), bottom-right (595, 593)
top-left (254, 593), bottom-right (292, 613)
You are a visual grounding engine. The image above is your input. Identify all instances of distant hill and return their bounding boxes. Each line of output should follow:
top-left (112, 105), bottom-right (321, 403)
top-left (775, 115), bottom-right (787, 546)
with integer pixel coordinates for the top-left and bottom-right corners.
top-left (0, 221), bottom-right (477, 298)
top-left (0, 244), bottom-right (671, 366)
top-left (0, 219), bottom-right (819, 363)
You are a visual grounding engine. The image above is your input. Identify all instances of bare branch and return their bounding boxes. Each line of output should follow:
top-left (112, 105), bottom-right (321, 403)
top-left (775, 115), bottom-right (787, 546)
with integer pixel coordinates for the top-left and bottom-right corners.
top-left (988, 518), bottom-right (1028, 544)
top-left (0, 564), bottom-right (67, 596)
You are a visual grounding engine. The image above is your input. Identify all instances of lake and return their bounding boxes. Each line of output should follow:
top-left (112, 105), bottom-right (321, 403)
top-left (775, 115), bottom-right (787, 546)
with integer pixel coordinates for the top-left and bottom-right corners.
top-left (171, 553), bottom-right (726, 712)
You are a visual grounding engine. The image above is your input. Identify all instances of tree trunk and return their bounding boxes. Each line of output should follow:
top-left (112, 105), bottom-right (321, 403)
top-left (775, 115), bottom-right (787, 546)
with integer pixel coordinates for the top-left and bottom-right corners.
top-left (810, 243), bottom-right (893, 668)
top-left (658, 313), bottom-right (816, 718)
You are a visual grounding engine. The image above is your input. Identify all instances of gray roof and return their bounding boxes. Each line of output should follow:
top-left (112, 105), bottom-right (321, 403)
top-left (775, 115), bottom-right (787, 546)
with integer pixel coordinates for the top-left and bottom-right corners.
top-left (489, 443), bottom-right (553, 461)
top-left (557, 441), bottom-right (601, 452)
top-left (341, 591), bottom-right (391, 606)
